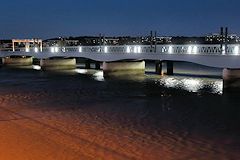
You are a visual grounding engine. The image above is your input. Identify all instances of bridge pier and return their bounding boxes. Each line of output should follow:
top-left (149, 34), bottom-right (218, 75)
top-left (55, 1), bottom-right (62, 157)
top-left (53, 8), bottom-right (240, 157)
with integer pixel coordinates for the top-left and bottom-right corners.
top-left (155, 60), bottom-right (162, 75)
top-left (223, 68), bottom-right (240, 89)
top-left (40, 58), bottom-right (76, 70)
top-left (2, 56), bottom-right (33, 67)
top-left (85, 60), bottom-right (91, 69)
top-left (95, 62), bottom-right (101, 70)
top-left (103, 61), bottom-right (145, 76)
top-left (166, 61), bottom-right (174, 75)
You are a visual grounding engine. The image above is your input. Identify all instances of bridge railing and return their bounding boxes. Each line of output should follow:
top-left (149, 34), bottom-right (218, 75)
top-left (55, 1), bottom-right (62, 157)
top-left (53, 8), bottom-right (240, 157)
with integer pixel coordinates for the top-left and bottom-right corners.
top-left (2, 44), bottom-right (240, 55)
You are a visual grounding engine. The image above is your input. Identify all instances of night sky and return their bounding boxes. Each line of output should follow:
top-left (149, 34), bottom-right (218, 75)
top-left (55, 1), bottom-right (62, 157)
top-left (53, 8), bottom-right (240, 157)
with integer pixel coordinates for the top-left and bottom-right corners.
top-left (0, 0), bottom-right (239, 39)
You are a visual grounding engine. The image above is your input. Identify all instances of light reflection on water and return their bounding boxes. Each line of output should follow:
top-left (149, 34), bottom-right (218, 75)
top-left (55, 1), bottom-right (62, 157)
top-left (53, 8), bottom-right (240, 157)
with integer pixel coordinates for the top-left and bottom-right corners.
top-left (75, 69), bottom-right (105, 81)
top-left (33, 67), bottom-right (223, 94)
top-left (159, 76), bottom-right (223, 94)
top-left (93, 71), bottom-right (104, 81)
top-left (32, 65), bottom-right (41, 70)
top-left (74, 68), bottom-right (223, 94)
top-left (75, 68), bottom-right (88, 74)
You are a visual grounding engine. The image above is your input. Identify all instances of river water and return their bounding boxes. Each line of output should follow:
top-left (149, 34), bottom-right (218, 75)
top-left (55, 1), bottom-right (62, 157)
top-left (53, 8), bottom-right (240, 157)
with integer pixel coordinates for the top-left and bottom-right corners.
top-left (0, 63), bottom-right (239, 160)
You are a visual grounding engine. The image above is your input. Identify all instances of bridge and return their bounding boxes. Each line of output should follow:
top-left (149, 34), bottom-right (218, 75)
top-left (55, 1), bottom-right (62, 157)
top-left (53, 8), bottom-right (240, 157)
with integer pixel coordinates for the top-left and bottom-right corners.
top-left (1, 44), bottom-right (240, 68)
top-left (1, 44), bottom-right (240, 88)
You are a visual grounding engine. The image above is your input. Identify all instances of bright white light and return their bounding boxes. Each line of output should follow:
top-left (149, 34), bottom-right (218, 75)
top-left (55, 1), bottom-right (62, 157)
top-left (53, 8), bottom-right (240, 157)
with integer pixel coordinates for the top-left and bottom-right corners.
top-left (182, 79), bottom-right (201, 92)
top-left (25, 48), bottom-right (30, 52)
top-left (134, 46), bottom-right (138, 53)
top-left (164, 77), bottom-right (179, 88)
top-left (104, 46), bottom-right (108, 53)
top-left (93, 71), bottom-right (104, 81)
top-left (137, 46), bottom-right (141, 53)
top-left (212, 81), bottom-right (223, 94)
top-left (168, 46), bottom-right (173, 54)
top-left (222, 46), bottom-right (226, 55)
top-left (79, 46), bottom-right (82, 53)
top-left (51, 47), bottom-right (55, 53)
top-left (187, 46), bottom-right (192, 54)
top-left (75, 69), bottom-right (88, 74)
top-left (34, 47), bottom-right (38, 53)
top-left (234, 46), bottom-right (239, 55)
top-left (126, 46), bottom-right (131, 53)
top-left (192, 46), bottom-right (198, 54)
top-left (32, 65), bottom-right (41, 70)
top-left (54, 47), bottom-right (59, 52)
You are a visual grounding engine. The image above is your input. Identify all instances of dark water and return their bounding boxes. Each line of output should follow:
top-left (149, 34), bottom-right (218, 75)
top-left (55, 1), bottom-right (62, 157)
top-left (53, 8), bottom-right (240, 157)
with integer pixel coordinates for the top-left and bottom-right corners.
top-left (0, 63), bottom-right (239, 160)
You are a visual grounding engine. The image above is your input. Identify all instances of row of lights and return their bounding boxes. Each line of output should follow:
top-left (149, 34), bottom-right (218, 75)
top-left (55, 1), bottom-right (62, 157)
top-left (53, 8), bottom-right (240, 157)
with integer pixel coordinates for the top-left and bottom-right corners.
top-left (168, 45), bottom-right (240, 55)
top-left (51, 47), bottom-right (59, 53)
top-left (78, 46), bottom-right (142, 53)
top-left (167, 46), bottom-right (198, 54)
top-left (78, 46), bottom-right (109, 53)
top-left (26, 45), bottom-right (240, 55)
top-left (126, 46), bottom-right (142, 53)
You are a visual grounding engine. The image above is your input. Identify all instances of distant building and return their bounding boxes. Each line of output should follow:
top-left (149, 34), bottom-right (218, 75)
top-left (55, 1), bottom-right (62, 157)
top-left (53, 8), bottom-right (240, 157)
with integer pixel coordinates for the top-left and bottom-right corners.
top-left (0, 40), bottom-right (12, 51)
top-left (43, 37), bottom-right (80, 47)
top-left (2, 32), bottom-right (240, 49)
top-left (205, 33), bottom-right (240, 44)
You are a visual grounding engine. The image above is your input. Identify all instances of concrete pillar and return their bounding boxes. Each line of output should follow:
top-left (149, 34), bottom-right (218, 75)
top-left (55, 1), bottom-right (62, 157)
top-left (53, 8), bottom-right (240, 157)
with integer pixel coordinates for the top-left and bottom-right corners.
top-left (155, 60), bottom-right (162, 75)
top-left (2, 56), bottom-right (33, 66)
top-left (166, 61), bottom-right (174, 75)
top-left (85, 60), bottom-right (91, 69)
top-left (95, 62), bottom-right (101, 70)
top-left (40, 58), bottom-right (76, 70)
top-left (223, 68), bottom-right (240, 89)
top-left (103, 61), bottom-right (145, 76)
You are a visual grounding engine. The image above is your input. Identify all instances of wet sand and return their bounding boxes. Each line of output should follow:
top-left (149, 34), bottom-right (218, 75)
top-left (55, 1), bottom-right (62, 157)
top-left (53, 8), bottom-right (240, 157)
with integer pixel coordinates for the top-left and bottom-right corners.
top-left (0, 91), bottom-right (239, 160)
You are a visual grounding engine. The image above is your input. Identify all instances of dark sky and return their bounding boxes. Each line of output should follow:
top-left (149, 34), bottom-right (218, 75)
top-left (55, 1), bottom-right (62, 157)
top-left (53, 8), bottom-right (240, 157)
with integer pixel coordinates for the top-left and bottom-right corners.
top-left (0, 0), bottom-right (239, 39)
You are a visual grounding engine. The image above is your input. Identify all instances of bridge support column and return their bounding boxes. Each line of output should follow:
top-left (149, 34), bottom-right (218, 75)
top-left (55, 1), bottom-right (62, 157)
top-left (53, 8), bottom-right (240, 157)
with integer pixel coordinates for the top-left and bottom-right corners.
top-left (2, 56), bottom-right (33, 67)
top-left (95, 62), bottom-right (101, 70)
top-left (103, 61), bottom-right (145, 77)
top-left (166, 61), bottom-right (174, 75)
top-left (85, 60), bottom-right (91, 69)
top-left (155, 60), bottom-right (162, 75)
top-left (223, 68), bottom-right (240, 89)
top-left (40, 58), bottom-right (76, 70)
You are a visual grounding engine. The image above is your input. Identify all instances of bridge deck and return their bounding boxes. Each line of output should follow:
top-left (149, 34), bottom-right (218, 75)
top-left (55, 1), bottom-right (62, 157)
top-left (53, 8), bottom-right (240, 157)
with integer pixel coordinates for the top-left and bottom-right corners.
top-left (1, 45), bottom-right (240, 68)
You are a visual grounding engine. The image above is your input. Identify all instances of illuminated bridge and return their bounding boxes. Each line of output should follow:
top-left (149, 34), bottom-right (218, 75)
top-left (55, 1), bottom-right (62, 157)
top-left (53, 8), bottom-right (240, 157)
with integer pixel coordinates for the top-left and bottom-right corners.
top-left (1, 44), bottom-right (240, 67)
top-left (1, 44), bottom-right (240, 88)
